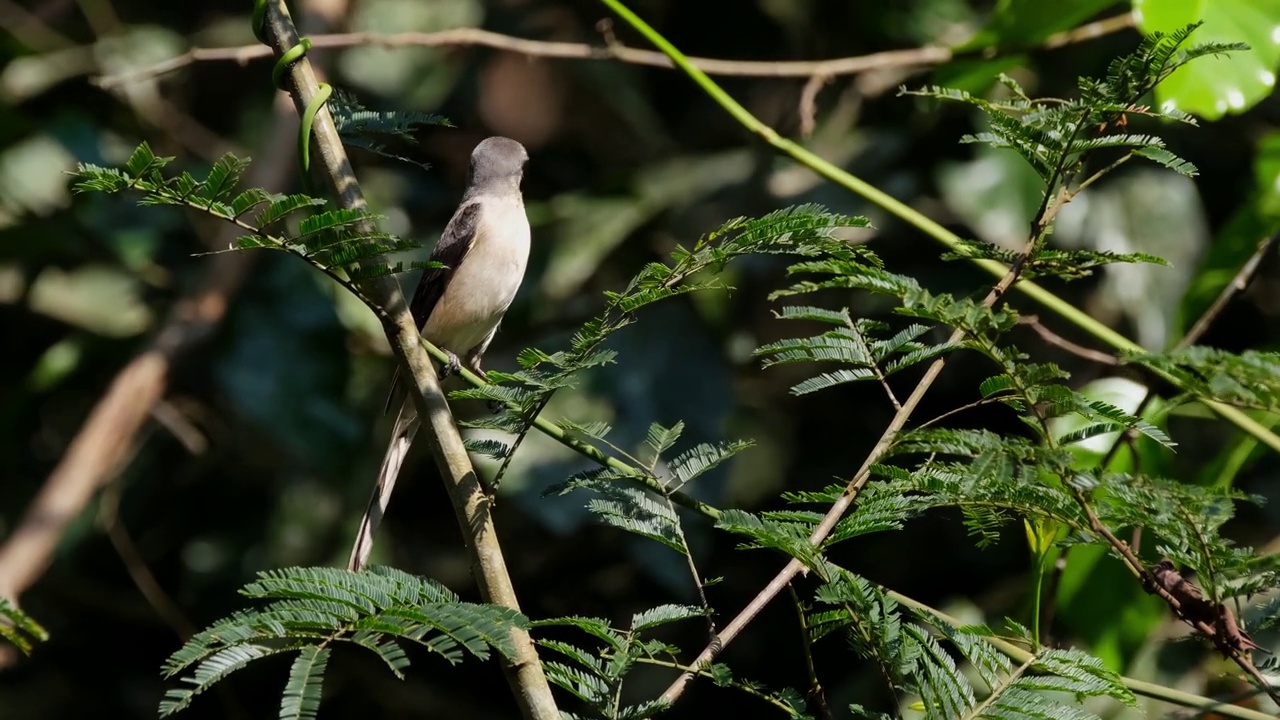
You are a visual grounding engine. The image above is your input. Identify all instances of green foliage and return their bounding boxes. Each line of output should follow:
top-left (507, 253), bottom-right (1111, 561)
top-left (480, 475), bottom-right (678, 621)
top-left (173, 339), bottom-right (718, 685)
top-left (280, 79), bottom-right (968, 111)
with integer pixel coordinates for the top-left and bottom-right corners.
top-left (535, 608), bottom-right (808, 719)
top-left (942, 238), bottom-right (1169, 281)
top-left (0, 598), bottom-right (47, 655)
top-left (1136, 0), bottom-right (1280, 121)
top-left (1125, 346), bottom-right (1280, 412)
top-left (912, 25), bottom-right (1232, 182)
top-left (814, 572), bottom-right (1135, 720)
top-left (55, 11), bottom-right (1280, 720)
top-left (329, 89), bottom-right (451, 167)
top-left (72, 143), bottom-right (437, 312)
top-left (477, 204), bottom-right (864, 499)
top-left (548, 419), bottom-right (752, 556)
top-left (903, 23), bottom-right (1244, 280)
top-left (158, 566), bottom-right (527, 717)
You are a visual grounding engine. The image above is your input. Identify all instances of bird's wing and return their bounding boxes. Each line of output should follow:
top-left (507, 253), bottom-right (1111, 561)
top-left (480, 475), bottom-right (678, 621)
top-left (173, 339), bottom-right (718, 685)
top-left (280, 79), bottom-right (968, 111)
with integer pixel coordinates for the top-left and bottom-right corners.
top-left (408, 200), bottom-right (483, 328)
top-left (383, 200), bottom-right (483, 413)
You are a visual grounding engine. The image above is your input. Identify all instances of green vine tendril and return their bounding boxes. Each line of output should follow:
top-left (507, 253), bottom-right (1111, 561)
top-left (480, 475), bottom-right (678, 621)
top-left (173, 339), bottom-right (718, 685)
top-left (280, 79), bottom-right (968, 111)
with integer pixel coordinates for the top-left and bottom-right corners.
top-left (251, 0), bottom-right (332, 185)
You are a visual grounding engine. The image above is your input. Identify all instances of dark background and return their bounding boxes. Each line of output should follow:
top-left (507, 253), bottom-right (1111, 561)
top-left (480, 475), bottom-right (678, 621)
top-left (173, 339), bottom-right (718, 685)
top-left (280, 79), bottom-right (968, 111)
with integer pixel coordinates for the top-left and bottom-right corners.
top-left (2, 0), bottom-right (1279, 717)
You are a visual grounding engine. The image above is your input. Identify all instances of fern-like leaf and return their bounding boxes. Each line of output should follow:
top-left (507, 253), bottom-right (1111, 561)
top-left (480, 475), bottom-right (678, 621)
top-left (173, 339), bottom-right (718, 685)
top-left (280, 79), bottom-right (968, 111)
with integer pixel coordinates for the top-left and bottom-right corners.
top-left (279, 646), bottom-right (329, 720)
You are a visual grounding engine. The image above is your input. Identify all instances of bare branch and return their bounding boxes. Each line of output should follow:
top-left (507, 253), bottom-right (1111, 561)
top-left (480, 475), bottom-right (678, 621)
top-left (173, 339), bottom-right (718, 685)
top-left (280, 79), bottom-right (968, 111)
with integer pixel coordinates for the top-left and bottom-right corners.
top-left (1181, 232), bottom-right (1280, 350)
top-left (93, 13), bottom-right (1136, 90)
top-left (0, 97), bottom-right (297, 604)
top-left (1020, 315), bottom-right (1120, 366)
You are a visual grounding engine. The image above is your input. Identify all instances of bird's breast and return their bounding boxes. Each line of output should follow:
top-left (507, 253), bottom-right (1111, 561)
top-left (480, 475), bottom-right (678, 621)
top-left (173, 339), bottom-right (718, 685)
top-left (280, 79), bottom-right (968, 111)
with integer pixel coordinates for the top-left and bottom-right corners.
top-left (422, 199), bottom-right (530, 354)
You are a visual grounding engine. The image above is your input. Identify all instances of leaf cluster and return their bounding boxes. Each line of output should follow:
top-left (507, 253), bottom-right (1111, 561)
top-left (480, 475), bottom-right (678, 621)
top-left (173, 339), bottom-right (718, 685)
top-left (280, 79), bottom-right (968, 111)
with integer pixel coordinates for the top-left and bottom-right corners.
top-left (536, 606), bottom-right (808, 719)
top-left (330, 89), bottom-right (452, 167)
top-left (158, 566), bottom-right (527, 719)
top-left (812, 572), bottom-right (1135, 720)
top-left (1126, 346), bottom-right (1280, 412)
top-left (0, 597), bottom-right (47, 655)
top-left (72, 143), bottom-right (437, 309)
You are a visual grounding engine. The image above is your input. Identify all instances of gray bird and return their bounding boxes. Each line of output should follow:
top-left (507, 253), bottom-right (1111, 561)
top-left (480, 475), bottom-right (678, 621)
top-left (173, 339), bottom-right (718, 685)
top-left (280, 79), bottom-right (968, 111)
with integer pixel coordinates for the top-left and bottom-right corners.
top-left (349, 136), bottom-right (531, 571)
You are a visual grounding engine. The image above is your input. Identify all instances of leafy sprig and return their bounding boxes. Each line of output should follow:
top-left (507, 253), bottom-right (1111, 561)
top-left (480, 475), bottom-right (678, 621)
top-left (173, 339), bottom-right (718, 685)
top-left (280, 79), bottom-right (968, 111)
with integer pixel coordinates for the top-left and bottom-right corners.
top-left (73, 143), bottom-right (440, 313)
top-left (158, 566), bottom-right (527, 718)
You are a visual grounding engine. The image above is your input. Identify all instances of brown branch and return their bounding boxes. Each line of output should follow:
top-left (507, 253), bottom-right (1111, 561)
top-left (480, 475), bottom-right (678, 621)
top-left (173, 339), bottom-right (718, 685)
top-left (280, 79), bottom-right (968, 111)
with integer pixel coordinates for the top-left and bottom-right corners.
top-left (1181, 232), bottom-right (1280, 350)
top-left (1020, 315), bottom-right (1119, 365)
top-left (1072, 493), bottom-right (1280, 704)
top-left (1098, 229), bottom-right (1280, 470)
top-left (98, 480), bottom-right (196, 640)
top-left (0, 97), bottom-right (297, 603)
top-left (93, 13), bottom-right (1136, 91)
top-left (254, 3), bottom-right (558, 719)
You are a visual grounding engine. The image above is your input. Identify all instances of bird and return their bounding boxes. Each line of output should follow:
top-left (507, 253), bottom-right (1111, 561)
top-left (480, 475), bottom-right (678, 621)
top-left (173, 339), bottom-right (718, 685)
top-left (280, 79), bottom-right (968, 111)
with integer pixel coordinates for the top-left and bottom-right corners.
top-left (348, 136), bottom-right (531, 571)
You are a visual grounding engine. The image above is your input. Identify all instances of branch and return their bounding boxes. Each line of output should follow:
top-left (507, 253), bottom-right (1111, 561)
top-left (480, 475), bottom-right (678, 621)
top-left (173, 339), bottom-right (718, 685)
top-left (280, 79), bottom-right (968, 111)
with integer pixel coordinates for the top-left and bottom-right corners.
top-left (402, 356), bottom-right (1278, 719)
top-left (1019, 315), bottom-right (1119, 365)
top-left (253, 4), bottom-right (558, 719)
top-left (1098, 230), bottom-right (1280, 469)
top-left (91, 14), bottom-right (1136, 90)
top-left (1070, 492), bottom-right (1280, 705)
top-left (884, 590), bottom-right (1279, 720)
top-left (1181, 232), bottom-right (1280, 350)
top-left (0, 96), bottom-right (298, 604)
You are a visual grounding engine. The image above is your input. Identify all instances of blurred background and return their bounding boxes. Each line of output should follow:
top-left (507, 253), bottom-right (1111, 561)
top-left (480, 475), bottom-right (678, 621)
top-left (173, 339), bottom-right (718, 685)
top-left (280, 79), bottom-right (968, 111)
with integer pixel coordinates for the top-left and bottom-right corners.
top-left (3, 0), bottom-right (1280, 717)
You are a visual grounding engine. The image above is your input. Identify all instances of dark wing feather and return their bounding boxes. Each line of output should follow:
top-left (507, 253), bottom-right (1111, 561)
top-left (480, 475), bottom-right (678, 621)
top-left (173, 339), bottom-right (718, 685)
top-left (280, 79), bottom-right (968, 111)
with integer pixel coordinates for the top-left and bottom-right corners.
top-left (408, 201), bottom-right (482, 328)
top-left (384, 201), bottom-right (483, 413)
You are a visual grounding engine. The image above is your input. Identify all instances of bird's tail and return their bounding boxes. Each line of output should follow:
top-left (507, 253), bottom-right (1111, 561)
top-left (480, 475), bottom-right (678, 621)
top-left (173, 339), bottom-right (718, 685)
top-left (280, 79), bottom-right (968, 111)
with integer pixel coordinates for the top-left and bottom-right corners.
top-left (348, 399), bottom-right (418, 572)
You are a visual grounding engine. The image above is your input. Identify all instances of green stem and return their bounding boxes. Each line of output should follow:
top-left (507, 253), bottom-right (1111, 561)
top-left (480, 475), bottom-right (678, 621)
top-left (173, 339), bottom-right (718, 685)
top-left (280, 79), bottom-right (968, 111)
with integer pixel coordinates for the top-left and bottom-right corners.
top-left (597, 0), bottom-right (1280, 456)
top-left (1029, 558), bottom-right (1044, 648)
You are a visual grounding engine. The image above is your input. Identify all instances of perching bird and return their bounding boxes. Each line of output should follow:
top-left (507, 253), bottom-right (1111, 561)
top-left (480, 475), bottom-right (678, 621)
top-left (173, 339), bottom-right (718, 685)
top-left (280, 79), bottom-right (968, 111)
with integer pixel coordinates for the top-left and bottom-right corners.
top-left (348, 136), bottom-right (531, 571)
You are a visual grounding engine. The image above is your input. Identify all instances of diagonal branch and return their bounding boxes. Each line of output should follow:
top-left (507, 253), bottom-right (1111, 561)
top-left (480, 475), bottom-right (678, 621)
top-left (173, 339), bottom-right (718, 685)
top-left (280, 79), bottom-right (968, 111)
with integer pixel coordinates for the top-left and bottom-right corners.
top-left (0, 96), bottom-right (294, 604)
top-left (253, 3), bottom-right (558, 719)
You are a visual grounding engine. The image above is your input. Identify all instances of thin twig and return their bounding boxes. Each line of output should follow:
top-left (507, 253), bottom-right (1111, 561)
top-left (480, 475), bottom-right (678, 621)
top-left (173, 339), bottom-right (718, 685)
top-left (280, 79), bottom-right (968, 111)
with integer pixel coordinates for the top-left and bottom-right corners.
top-left (254, 3), bottom-right (558, 719)
top-left (92, 13), bottom-right (1136, 90)
top-left (665, 495), bottom-right (715, 638)
top-left (98, 481), bottom-right (196, 639)
top-left (1071, 492), bottom-right (1280, 705)
top-left (1098, 230), bottom-right (1280, 470)
top-left (1019, 315), bottom-right (1119, 366)
top-left (917, 396), bottom-right (1008, 429)
top-left (798, 73), bottom-right (831, 138)
top-left (0, 101), bottom-right (296, 605)
top-left (788, 583), bottom-right (832, 720)
top-left (630, 657), bottom-right (799, 714)
top-left (92, 30), bottom-right (949, 89)
top-left (1181, 232), bottom-right (1280, 349)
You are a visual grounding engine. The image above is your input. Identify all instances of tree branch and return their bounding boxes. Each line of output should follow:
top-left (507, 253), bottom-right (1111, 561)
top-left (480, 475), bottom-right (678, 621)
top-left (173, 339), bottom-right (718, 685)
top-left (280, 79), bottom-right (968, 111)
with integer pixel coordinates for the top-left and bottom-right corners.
top-left (92, 14), bottom-right (1135, 90)
top-left (1181, 232), bottom-right (1280, 350)
top-left (253, 3), bottom-right (558, 719)
top-left (0, 98), bottom-right (293, 604)
top-left (1019, 315), bottom-right (1120, 365)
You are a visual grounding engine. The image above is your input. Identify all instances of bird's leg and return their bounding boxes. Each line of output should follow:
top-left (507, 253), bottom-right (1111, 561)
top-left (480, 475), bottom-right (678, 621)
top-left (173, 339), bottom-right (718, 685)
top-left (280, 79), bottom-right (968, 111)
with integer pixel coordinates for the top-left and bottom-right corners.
top-left (438, 349), bottom-right (462, 379)
top-left (463, 348), bottom-right (505, 415)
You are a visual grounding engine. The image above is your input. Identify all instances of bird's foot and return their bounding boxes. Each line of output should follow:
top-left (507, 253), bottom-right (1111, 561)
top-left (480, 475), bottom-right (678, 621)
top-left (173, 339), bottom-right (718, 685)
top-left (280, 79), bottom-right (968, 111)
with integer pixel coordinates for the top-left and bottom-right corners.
top-left (439, 350), bottom-right (462, 379)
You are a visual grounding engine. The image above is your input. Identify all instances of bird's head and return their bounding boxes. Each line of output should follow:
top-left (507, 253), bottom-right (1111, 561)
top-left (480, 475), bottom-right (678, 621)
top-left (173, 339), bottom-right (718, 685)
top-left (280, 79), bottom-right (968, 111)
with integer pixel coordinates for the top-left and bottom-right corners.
top-left (469, 136), bottom-right (528, 190)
